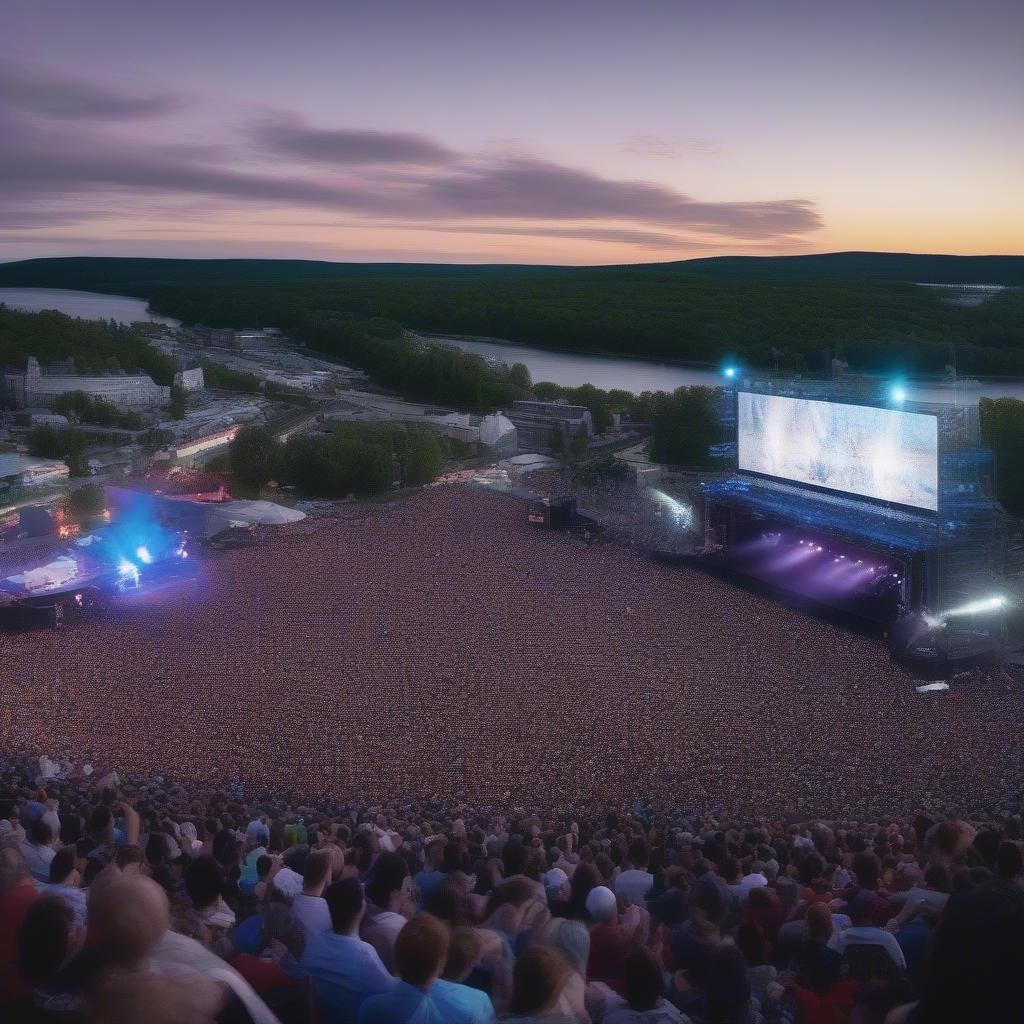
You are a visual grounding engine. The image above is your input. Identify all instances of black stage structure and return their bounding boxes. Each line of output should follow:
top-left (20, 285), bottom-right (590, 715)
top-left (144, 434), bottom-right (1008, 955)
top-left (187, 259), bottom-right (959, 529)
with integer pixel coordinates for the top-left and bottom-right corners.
top-left (692, 376), bottom-right (1011, 668)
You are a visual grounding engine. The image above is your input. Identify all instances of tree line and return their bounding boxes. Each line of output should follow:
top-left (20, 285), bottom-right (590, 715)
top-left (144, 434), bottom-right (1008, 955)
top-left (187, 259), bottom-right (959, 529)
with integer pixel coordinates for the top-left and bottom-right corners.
top-left (229, 421), bottom-right (445, 497)
top-left (0, 305), bottom-right (176, 388)
top-left (136, 275), bottom-right (1024, 377)
top-left (52, 390), bottom-right (143, 430)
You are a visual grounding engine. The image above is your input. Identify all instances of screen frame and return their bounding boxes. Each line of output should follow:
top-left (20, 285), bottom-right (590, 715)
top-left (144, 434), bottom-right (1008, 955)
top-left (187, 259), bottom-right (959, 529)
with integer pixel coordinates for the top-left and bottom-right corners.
top-left (735, 391), bottom-right (940, 516)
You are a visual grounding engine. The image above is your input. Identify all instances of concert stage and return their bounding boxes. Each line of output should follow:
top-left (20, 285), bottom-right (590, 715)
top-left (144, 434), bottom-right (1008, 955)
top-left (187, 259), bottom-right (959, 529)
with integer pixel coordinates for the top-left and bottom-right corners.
top-left (691, 380), bottom-right (1012, 669)
top-left (702, 477), bottom-right (935, 624)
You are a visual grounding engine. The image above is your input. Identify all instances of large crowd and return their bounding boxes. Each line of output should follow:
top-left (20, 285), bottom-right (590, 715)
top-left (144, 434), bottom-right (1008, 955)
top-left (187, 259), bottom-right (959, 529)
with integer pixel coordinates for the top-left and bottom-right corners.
top-left (2, 484), bottom-right (1024, 1021)
top-left (3, 754), bottom-right (1024, 1023)
top-left (2, 486), bottom-right (1022, 820)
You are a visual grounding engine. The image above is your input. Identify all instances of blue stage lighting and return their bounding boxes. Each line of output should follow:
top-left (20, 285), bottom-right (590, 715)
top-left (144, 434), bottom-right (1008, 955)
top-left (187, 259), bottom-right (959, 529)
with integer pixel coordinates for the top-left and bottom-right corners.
top-left (891, 385), bottom-right (907, 403)
top-left (723, 366), bottom-right (737, 379)
top-left (136, 546), bottom-right (153, 564)
top-left (118, 559), bottom-right (140, 586)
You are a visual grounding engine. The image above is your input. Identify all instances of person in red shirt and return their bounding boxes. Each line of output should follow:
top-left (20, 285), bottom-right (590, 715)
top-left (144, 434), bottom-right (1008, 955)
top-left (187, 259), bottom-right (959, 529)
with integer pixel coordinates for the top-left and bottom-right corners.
top-left (585, 885), bottom-right (649, 994)
top-left (0, 846), bottom-right (41, 1006)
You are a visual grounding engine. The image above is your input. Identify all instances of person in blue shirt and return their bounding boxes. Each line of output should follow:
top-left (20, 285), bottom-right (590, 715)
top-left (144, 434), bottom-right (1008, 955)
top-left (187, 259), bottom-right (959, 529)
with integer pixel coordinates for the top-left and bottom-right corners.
top-left (300, 877), bottom-right (397, 1023)
top-left (415, 842), bottom-right (446, 910)
top-left (359, 913), bottom-right (495, 1024)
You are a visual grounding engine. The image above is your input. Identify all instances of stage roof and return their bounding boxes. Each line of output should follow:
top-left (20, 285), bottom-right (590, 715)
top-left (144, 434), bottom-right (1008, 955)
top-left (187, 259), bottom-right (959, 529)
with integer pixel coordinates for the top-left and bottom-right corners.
top-left (703, 477), bottom-right (941, 553)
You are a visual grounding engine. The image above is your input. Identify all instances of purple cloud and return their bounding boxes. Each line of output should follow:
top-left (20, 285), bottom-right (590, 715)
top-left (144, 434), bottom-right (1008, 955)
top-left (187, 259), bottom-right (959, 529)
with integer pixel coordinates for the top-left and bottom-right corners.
top-left (423, 158), bottom-right (821, 238)
top-left (254, 112), bottom-right (458, 165)
top-left (0, 98), bottom-right (822, 246)
top-left (0, 65), bottom-right (184, 120)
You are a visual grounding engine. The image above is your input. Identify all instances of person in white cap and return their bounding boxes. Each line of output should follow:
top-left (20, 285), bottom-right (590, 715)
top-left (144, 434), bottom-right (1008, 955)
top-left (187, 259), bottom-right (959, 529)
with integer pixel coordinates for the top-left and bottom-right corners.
top-left (586, 885), bottom-right (651, 990)
top-left (543, 867), bottom-right (569, 909)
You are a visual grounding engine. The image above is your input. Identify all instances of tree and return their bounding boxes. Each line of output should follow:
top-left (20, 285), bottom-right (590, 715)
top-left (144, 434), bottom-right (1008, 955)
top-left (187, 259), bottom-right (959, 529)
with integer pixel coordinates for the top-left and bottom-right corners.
top-left (118, 409), bottom-right (144, 430)
top-left (27, 424), bottom-right (60, 458)
top-left (509, 362), bottom-right (532, 389)
top-left (565, 384), bottom-right (613, 434)
top-left (281, 435), bottom-right (345, 494)
top-left (91, 397), bottom-right (118, 426)
top-left (568, 435), bottom-right (589, 462)
top-left (66, 449), bottom-right (91, 478)
top-left (138, 428), bottom-right (174, 452)
top-left (169, 385), bottom-right (187, 420)
top-left (402, 432), bottom-right (443, 486)
top-left (229, 425), bottom-right (282, 488)
top-left (980, 397), bottom-right (1024, 513)
top-left (27, 425), bottom-right (87, 463)
top-left (533, 381), bottom-right (563, 401)
top-left (337, 439), bottom-right (391, 494)
top-left (199, 358), bottom-right (262, 393)
top-left (649, 386), bottom-right (722, 467)
top-left (53, 391), bottom-right (94, 421)
top-left (62, 483), bottom-right (106, 522)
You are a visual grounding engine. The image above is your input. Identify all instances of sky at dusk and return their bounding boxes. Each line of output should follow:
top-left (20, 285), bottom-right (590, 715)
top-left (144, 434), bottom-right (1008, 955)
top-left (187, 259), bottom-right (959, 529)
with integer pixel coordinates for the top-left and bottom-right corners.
top-left (1, 0), bottom-right (1021, 265)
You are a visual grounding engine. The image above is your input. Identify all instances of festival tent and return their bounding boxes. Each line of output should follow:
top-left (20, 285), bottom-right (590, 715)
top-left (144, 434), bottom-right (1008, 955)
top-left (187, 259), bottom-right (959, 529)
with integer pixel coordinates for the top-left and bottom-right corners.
top-left (1, 555), bottom-right (79, 595)
top-left (214, 500), bottom-right (306, 525)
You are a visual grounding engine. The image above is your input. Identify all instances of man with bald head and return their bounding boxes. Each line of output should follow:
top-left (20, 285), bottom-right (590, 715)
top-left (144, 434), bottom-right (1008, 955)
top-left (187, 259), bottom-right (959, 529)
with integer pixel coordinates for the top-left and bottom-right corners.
top-left (89, 871), bottom-right (172, 968)
top-left (89, 872), bottom-right (280, 1024)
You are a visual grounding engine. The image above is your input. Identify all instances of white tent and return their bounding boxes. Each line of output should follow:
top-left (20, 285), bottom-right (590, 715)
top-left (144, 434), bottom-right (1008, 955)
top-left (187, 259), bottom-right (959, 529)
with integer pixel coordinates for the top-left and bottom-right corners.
top-left (215, 500), bottom-right (306, 525)
top-left (480, 412), bottom-right (515, 445)
top-left (6, 555), bottom-right (79, 594)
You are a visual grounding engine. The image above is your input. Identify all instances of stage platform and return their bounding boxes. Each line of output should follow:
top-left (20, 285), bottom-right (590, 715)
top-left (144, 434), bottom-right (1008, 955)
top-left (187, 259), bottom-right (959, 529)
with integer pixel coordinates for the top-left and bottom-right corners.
top-left (703, 477), bottom-right (940, 555)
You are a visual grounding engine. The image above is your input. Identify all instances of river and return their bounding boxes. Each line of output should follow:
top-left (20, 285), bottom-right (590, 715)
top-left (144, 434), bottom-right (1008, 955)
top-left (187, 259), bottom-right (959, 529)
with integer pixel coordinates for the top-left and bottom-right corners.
top-left (4, 287), bottom-right (1024, 403)
top-left (0, 287), bottom-right (180, 327)
top-left (425, 333), bottom-right (1024, 405)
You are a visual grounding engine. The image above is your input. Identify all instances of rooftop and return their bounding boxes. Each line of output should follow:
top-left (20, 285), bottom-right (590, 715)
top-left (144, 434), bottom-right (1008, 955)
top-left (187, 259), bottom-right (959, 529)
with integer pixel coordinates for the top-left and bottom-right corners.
top-left (0, 453), bottom-right (66, 478)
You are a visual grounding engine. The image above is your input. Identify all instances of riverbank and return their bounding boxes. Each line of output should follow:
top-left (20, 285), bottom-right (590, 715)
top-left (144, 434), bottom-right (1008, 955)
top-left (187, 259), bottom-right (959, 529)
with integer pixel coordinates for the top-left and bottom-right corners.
top-left (9, 286), bottom-right (1024, 403)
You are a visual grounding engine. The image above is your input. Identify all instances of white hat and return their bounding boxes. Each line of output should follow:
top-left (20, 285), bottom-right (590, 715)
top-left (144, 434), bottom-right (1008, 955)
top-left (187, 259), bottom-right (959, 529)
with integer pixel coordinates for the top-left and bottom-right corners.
top-left (273, 867), bottom-right (304, 900)
top-left (585, 885), bottom-right (617, 922)
top-left (544, 867), bottom-right (569, 892)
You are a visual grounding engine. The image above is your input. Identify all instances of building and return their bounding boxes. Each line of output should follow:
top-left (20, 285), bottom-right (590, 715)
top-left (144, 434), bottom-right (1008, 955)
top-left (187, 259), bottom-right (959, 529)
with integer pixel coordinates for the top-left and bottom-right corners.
top-left (173, 425), bottom-right (241, 463)
top-left (0, 453), bottom-right (70, 490)
top-left (205, 328), bottom-right (284, 350)
top-left (235, 329), bottom-right (281, 350)
top-left (4, 358), bottom-right (170, 412)
top-left (174, 367), bottom-right (205, 393)
top-left (16, 409), bottom-right (70, 428)
top-left (507, 400), bottom-right (594, 450)
top-left (479, 412), bottom-right (518, 456)
top-left (207, 328), bottom-right (237, 347)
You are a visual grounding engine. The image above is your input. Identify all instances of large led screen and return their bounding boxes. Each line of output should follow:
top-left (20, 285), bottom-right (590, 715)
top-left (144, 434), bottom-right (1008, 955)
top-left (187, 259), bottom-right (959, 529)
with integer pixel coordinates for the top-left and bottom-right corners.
top-left (737, 392), bottom-right (938, 511)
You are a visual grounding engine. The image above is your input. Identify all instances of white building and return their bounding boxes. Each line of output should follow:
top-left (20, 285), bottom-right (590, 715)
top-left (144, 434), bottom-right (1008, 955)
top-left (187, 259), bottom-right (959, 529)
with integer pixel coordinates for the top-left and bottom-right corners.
top-left (6, 358), bottom-right (170, 411)
top-left (434, 413), bottom-right (480, 444)
top-left (20, 410), bottom-right (70, 428)
top-left (0, 453), bottom-right (70, 489)
top-left (174, 367), bottom-right (205, 393)
top-left (479, 412), bottom-right (518, 456)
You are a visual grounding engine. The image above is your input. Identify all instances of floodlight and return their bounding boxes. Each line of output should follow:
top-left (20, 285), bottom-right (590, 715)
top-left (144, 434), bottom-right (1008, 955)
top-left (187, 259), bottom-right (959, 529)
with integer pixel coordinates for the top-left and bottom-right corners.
top-left (118, 559), bottom-right (140, 586)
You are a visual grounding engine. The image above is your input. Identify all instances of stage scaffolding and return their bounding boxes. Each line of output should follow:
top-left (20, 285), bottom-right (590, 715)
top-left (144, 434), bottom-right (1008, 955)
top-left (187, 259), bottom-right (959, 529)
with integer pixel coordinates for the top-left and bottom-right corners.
top-left (706, 372), bottom-right (1013, 644)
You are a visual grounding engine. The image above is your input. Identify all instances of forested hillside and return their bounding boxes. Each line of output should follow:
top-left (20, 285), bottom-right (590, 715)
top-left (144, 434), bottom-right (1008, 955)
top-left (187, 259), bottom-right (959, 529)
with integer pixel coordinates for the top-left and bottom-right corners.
top-left (2, 254), bottom-right (1023, 374)
top-left (0, 305), bottom-right (175, 383)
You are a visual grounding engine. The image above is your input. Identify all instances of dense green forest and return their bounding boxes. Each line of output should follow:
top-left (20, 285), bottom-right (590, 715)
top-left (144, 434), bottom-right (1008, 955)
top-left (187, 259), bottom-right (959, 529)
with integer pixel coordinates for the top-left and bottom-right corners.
top-left (308, 314), bottom-right (531, 409)
top-left (140, 276), bottom-right (1024, 375)
top-left (229, 421), bottom-right (445, 497)
top-left (2, 254), bottom-right (1023, 375)
top-left (0, 305), bottom-right (175, 384)
top-left (3, 252), bottom-right (1023, 288)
